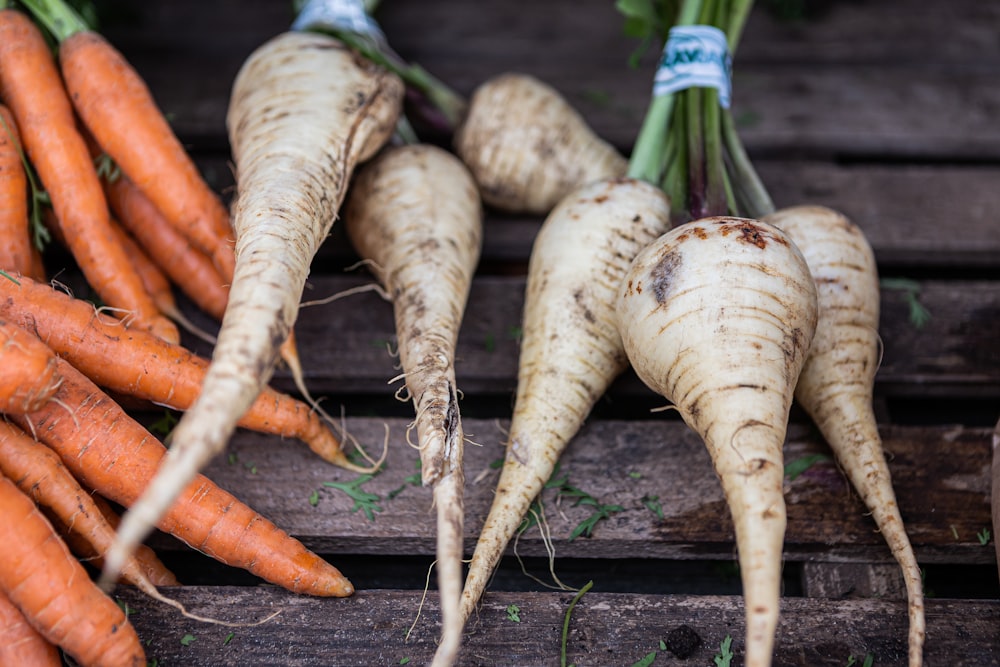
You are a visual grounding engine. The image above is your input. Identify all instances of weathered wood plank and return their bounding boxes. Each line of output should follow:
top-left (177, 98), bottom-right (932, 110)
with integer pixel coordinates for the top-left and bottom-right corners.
top-left (320, 162), bottom-right (1000, 271)
top-left (113, 586), bottom-right (1000, 667)
top-left (181, 154), bottom-right (1000, 271)
top-left (97, 0), bottom-right (1000, 159)
top-left (164, 277), bottom-right (1000, 399)
top-left (138, 419), bottom-right (992, 567)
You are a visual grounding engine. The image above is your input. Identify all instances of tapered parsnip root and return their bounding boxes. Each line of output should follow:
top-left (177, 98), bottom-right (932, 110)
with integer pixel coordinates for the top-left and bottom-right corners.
top-left (764, 204), bottom-right (924, 667)
top-left (102, 29), bottom-right (403, 585)
top-left (454, 73), bottom-right (627, 215)
top-left (344, 144), bottom-right (482, 667)
top-left (460, 178), bottom-right (671, 623)
top-left (616, 217), bottom-right (818, 667)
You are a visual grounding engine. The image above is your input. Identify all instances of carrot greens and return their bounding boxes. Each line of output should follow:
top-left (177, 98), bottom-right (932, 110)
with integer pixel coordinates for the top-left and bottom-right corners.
top-left (323, 474), bottom-right (383, 521)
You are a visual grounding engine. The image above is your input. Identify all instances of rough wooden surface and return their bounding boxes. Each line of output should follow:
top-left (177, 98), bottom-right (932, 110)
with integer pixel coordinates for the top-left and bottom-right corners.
top-left (22, 0), bottom-right (998, 664)
top-left (113, 587), bottom-right (1000, 667)
top-left (172, 276), bottom-right (1000, 400)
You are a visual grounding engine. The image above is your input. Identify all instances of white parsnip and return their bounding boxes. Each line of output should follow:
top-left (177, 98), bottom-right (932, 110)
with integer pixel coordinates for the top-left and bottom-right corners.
top-left (764, 204), bottom-right (924, 667)
top-left (460, 178), bottom-right (671, 622)
top-left (344, 144), bottom-right (482, 667)
top-left (454, 73), bottom-right (627, 215)
top-left (616, 217), bottom-right (818, 667)
top-left (101, 30), bottom-right (404, 585)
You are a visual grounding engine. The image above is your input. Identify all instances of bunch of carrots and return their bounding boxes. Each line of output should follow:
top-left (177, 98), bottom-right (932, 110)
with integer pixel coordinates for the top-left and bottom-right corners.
top-left (0, 1), bottom-right (372, 664)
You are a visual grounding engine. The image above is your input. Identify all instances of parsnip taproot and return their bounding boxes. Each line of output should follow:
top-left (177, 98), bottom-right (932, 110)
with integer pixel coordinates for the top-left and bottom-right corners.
top-left (764, 204), bottom-right (924, 667)
top-left (455, 73), bottom-right (627, 215)
top-left (344, 143), bottom-right (482, 666)
top-left (102, 28), bottom-right (403, 585)
top-left (460, 178), bottom-right (671, 622)
top-left (616, 216), bottom-right (818, 667)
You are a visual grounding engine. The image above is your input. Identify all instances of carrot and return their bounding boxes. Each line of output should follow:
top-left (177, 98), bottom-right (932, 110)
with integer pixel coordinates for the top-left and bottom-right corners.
top-left (0, 103), bottom-right (38, 278)
top-left (455, 73), bottom-right (627, 215)
top-left (763, 204), bottom-right (925, 666)
top-left (458, 178), bottom-right (671, 626)
top-left (344, 143), bottom-right (482, 664)
top-left (0, 588), bottom-right (62, 667)
top-left (103, 26), bottom-right (404, 581)
top-left (0, 273), bottom-right (357, 470)
top-left (80, 492), bottom-right (181, 587)
top-left (49, 492), bottom-right (180, 588)
top-left (9, 355), bottom-right (354, 597)
top-left (0, 8), bottom-right (177, 342)
top-left (0, 318), bottom-right (61, 414)
top-left (615, 217), bottom-right (818, 667)
top-left (20, 0), bottom-right (236, 281)
top-left (0, 471), bottom-right (145, 667)
top-left (102, 170), bottom-right (229, 322)
top-left (0, 420), bottom-right (189, 606)
top-left (110, 215), bottom-right (217, 343)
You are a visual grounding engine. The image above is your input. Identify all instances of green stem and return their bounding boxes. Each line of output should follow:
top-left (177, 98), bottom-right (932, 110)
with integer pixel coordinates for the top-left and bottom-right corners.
top-left (560, 580), bottom-right (594, 667)
top-left (725, 0), bottom-right (755, 52)
top-left (685, 88), bottom-right (706, 218)
top-left (721, 108), bottom-right (773, 217)
top-left (313, 29), bottom-right (467, 131)
top-left (627, 93), bottom-right (676, 184)
top-left (625, 0), bottom-right (704, 184)
top-left (703, 87), bottom-right (727, 217)
top-left (663, 99), bottom-right (689, 221)
top-left (17, 0), bottom-right (90, 42)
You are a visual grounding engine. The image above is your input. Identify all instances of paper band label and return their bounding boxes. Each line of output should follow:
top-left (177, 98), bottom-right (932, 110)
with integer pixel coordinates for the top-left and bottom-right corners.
top-left (653, 25), bottom-right (732, 107)
top-left (292, 0), bottom-right (385, 43)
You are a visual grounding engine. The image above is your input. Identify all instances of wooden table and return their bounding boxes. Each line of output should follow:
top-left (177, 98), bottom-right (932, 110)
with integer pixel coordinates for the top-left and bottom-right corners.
top-left (80, 0), bottom-right (1000, 664)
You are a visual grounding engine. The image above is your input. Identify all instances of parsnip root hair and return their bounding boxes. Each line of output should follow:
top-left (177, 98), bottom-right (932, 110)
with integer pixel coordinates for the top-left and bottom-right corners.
top-left (344, 143), bottom-right (482, 667)
top-left (765, 204), bottom-right (925, 667)
top-left (102, 29), bottom-right (403, 586)
top-left (616, 217), bottom-right (819, 667)
top-left (460, 178), bottom-right (671, 623)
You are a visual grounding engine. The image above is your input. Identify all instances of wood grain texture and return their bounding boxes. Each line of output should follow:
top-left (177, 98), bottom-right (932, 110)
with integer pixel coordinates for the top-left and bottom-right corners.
top-left (113, 586), bottom-right (1000, 667)
top-left (127, 420), bottom-right (991, 567)
top-left (164, 276), bottom-right (1000, 400)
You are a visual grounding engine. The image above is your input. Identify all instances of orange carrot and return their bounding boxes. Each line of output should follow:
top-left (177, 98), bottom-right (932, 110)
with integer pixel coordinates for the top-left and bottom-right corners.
top-left (0, 318), bottom-right (61, 414)
top-left (0, 471), bottom-right (146, 667)
top-left (0, 420), bottom-right (181, 593)
top-left (110, 215), bottom-right (219, 343)
top-left (0, 588), bottom-right (62, 667)
top-left (0, 273), bottom-right (357, 469)
top-left (0, 9), bottom-right (177, 342)
top-left (0, 103), bottom-right (38, 279)
top-left (103, 171), bottom-right (229, 321)
top-left (10, 356), bottom-right (354, 597)
top-left (85, 493), bottom-right (181, 587)
top-left (23, 1), bottom-right (236, 281)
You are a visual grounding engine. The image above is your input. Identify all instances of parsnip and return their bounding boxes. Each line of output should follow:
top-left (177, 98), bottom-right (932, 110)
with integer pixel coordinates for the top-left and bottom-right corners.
top-left (454, 73), bottom-right (627, 215)
top-left (102, 29), bottom-right (404, 585)
top-left (344, 143), bottom-right (482, 667)
top-left (460, 178), bottom-right (671, 621)
top-left (616, 216), bottom-right (818, 667)
top-left (764, 204), bottom-right (924, 667)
